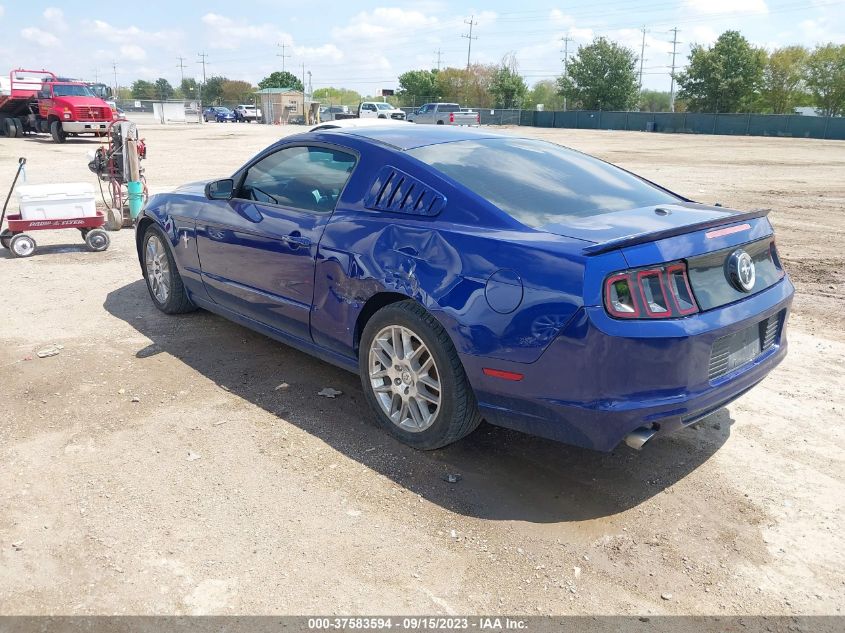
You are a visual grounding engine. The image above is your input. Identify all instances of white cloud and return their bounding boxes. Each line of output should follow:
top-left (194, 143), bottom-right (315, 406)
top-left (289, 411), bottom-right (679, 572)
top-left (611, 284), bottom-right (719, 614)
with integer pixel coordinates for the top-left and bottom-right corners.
top-left (690, 26), bottom-right (719, 46)
top-left (21, 27), bottom-right (60, 47)
top-left (43, 7), bottom-right (67, 31)
top-left (85, 19), bottom-right (178, 46)
top-left (293, 43), bottom-right (344, 62)
top-left (332, 8), bottom-right (441, 41)
top-left (120, 44), bottom-right (147, 61)
top-left (201, 13), bottom-right (290, 49)
top-left (0, 5), bottom-right (5, 18)
top-left (686, 0), bottom-right (768, 14)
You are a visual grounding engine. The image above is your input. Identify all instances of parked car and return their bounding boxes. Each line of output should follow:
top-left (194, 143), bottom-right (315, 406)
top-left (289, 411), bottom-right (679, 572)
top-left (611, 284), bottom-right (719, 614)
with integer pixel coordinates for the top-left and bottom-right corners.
top-left (203, 107), bottom-right (236, 123)
top-left (234, 104), bottom-right (261, 122)
top-left (359, 101), bottom-right (406, 120)
top-left (319, 105), bottom-right (350, 122)
top-left (411, 103), bottom-right (479, 126)
top-left (136, 126), bottom-right (793, 452)
top-left (308, 118), bottom-right (409, 132)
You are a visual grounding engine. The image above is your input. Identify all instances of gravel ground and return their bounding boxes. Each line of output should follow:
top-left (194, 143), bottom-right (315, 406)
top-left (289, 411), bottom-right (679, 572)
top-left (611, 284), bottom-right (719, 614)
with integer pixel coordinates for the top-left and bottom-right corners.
top-left (0, 122), bottom-right (842, 616)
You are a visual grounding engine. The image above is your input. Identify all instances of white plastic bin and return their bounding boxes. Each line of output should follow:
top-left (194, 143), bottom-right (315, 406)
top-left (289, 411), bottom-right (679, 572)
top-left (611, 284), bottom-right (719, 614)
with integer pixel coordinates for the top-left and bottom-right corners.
top-left (16, 183), bottom-right (97, 220)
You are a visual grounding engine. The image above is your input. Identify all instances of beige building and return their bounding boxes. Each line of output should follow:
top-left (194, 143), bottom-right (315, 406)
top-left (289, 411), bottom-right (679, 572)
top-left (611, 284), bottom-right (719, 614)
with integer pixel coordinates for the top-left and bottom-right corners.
top-left (255, 88), bottom-right (304, 124)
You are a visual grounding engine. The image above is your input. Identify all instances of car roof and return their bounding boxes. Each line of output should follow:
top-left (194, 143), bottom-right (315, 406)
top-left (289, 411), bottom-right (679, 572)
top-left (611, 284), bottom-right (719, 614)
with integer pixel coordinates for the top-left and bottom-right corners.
top-left (310, 124), bottom-right (507, 150)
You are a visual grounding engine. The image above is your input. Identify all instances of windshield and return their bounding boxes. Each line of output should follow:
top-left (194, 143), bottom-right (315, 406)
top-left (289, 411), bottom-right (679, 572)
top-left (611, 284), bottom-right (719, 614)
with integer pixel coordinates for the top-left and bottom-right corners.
top-left (375, 103), bottom-right (393, 110)
top-left (51, 84), bottom-right (95, 97)
top-left (406, 138), bottom-right (679, 226)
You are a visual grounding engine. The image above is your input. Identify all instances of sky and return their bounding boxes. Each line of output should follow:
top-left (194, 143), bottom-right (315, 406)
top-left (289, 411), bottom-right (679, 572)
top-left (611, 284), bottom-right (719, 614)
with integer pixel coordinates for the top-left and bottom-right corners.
top-left (1, 0), bottom-right (843, 97)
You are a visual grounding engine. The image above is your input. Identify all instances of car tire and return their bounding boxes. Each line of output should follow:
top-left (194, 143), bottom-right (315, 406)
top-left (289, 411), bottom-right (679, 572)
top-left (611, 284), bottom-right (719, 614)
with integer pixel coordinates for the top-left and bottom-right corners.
top-left (142, 225), bottom-right (196, 314)
top-left (359, 300), bottom-right (482, 450)
top-left (50, 120), bottom-right (66, 143)
top-left (436, 120), bottom-right (444, 125)
top-left (9, 233), bottom-right (36, 258)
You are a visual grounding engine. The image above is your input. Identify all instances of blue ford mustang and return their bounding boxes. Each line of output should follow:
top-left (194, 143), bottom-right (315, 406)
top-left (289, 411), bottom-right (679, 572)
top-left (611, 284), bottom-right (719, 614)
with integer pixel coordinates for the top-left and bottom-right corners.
top-left (135, 126), bottom-right (793, 451)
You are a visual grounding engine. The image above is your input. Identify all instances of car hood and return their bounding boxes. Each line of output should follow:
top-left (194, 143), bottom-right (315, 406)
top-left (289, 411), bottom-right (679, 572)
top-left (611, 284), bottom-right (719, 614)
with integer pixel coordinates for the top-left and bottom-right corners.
top-left (538, 201), bottom-right (755, 247)
top-left (173, 181), bottom-right (211, 196)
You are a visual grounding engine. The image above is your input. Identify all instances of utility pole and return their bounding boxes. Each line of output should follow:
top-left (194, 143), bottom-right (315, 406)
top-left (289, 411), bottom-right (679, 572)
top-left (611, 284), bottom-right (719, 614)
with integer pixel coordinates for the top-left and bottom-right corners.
top-left (461, 15), bottom-right (478, 69)
top-left (560, 35), bottom-right (573, 112)
top-left (111, 62), bottom-right (118, 100)
top-left (434, 49), bottom-right (443, 71)
top-left (638, 27), bottom-right (648, 94)
top-left (176, 56), bottom-right (186, 87)
top-left (197, 52), bottom-right (208, 109)
top-left (277, 42), bottom-right (291, 74)
top-left (669, 27), bottom-right (682, 112)
top-left (301, 62), bottom-right (307, 117)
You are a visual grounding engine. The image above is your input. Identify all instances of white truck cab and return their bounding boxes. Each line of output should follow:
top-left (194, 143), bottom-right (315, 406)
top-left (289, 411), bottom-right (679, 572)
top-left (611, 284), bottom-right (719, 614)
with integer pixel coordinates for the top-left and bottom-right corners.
top-left (359, 102), bottom-right (406, 121)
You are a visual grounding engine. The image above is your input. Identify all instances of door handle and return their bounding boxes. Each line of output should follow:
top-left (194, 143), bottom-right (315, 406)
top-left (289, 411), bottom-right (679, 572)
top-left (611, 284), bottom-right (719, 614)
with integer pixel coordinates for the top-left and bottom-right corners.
top-left (282, 233), bottom-right (311, 247)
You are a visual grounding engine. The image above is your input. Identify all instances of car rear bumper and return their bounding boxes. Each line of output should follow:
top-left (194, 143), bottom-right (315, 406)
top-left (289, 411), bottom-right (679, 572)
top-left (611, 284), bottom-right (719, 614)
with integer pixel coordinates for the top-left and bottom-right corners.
top-left (466, 276), bottom-right (794, 451)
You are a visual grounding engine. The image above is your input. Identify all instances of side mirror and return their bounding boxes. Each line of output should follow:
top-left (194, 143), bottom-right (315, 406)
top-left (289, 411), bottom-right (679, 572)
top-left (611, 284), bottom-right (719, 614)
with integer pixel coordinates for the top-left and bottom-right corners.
top-left (205, 179), bottom-right (234, 200)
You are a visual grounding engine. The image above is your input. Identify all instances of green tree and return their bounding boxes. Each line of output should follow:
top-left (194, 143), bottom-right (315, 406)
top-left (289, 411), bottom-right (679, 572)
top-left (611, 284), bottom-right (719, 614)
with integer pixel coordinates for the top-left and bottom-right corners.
top-left (676, 31), bottom-right (766, 112)
top-left (397, 69), bottom-right (439, 105)
top-left (524, 80), bottom-right (564, 111)
top-left (805, 43), bottom-right (845, 117)
top-left (258, 71), bottom-right (304, 92)
top-left (131, 79), bottom-right (155, 100)
top-left (154, 78), bottom-right (174, 100)
top-left (312, 87), bottom-right (362, 106)
top-left (201, 76), bottom-right (227, 105)
top-left (638, 89), bottom-right (672, 112)
top-left (760, 46), bottom-right (808, 113)
top-left (179, 78), bottom-right (199, 100)
top-left (557, 37), bottom-right (639, 111)
top-left (489, 54), bottom-right (527, 108)
top-left (221, 79), bottom-right (255, 104)
top-left (435, 65), bottom-right (496, 107)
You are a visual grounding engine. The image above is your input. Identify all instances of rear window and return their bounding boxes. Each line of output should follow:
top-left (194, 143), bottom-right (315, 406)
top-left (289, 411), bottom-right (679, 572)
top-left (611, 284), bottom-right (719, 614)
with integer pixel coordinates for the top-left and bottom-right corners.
top-left (438, 104), bottom-right (460, 112)
top-left (406, 138), bottom-right (679, 226)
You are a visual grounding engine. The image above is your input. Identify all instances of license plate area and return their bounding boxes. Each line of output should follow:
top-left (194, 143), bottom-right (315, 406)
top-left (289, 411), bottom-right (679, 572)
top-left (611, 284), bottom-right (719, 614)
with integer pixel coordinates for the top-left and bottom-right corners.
top-left (708, 312), bottom-right (780, 381)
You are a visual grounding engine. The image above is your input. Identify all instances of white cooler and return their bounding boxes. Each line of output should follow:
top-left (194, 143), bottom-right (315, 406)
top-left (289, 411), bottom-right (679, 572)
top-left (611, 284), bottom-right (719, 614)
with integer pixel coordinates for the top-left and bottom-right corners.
top-left (16, 183), bottom-right (97, 220)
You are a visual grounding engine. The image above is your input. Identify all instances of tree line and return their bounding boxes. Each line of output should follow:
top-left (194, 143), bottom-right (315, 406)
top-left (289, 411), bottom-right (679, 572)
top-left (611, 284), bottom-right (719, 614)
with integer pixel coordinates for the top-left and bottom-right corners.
top-left (127, 70), bottom-right (307, 105)
top-left (396, 32), bottom-right (845, 116)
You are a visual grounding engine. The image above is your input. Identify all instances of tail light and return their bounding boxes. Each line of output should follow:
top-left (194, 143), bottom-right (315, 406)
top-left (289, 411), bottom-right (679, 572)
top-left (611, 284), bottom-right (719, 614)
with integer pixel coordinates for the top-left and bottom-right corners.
top-left (770, 240), bottom-right (785, 279)
top-left (449, 112), bottom-right (455, 123)
top-left (477, 113), bottom-right (480, 124)
top-left (604, 261), bottom-right (699, 319)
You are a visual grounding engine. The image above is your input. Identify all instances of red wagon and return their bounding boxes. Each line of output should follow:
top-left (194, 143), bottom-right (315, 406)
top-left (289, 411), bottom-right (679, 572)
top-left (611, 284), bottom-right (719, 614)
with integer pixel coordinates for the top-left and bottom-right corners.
top-left (1, 158), bottom-right (110, 258)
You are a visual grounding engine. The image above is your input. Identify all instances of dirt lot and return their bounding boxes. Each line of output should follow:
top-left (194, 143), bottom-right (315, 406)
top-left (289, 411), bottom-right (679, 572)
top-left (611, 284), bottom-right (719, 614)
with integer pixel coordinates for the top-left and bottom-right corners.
top-left (0, 123), bottom-right (843, 616)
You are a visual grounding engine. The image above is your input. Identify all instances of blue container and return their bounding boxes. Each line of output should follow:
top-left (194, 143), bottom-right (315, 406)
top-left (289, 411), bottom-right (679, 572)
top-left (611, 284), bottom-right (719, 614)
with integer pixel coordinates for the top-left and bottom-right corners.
top-left (127, 181), bottom-right (144, 219)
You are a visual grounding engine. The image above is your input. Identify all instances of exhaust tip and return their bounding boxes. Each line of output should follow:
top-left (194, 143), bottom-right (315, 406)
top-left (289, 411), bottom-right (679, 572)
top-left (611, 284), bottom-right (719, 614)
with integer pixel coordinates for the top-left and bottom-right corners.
top-left (624, 426), bottom-right (657, 450)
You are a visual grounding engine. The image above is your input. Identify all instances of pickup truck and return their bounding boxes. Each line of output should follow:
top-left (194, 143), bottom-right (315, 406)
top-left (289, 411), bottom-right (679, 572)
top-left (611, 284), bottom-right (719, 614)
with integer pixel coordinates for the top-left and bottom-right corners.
top-left (358, 101), bottom-right (406, 120)
top-left (409, 102), bottom-right (479, 126)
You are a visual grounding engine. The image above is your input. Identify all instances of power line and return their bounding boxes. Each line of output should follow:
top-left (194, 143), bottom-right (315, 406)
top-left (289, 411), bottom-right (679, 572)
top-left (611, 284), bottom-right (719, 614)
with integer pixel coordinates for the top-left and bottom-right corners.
top-left (461, 15), bottom-right (478, 69)
top-left (669, 27), bottom-right (682, 112)
top-left (277, 42), bottom-right (291, 74)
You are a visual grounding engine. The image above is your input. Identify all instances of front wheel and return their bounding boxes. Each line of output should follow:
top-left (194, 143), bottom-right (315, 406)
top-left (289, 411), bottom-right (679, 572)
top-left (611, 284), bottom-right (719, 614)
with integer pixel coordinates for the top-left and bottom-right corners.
top-left (85, 228), bottom-right (110, 252)
top-left (142, 226), bottom-right (196, 314)
top-left (9, 234), bottom-right (36, 258)
top-left (359, 300), bottom-right (482, 450)
top-left (50, 120), bottom-right (66, 143)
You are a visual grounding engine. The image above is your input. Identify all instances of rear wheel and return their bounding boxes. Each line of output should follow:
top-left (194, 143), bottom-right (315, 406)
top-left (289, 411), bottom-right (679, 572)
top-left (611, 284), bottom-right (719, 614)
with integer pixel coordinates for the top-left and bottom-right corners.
top-left (359, 300), bottom-right (482, 450)
top-left (142, 225), bottom-right (196, 314)
top-left (0, 229), bottom-right (13, 249)
top-left (50, 120), bottom-right (66, 143)
top-left (9, 234), bottom-right (36, 258)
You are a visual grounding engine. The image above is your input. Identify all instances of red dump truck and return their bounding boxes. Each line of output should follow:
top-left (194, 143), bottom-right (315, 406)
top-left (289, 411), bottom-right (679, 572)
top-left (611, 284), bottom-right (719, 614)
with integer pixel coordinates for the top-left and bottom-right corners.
top-left (0, 68), bottom-right (115, 143)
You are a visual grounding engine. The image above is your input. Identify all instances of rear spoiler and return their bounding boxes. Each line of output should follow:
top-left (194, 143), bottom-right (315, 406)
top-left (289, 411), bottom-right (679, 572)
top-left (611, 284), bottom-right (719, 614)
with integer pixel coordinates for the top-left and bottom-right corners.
top-left (581, 208), bottom-right (771, 256)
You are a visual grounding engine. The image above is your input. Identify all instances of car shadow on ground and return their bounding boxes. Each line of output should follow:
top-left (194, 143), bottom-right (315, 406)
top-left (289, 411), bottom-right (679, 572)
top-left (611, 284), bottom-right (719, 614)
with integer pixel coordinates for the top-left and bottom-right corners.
top-left (104, 280), bottom-right (733, 524)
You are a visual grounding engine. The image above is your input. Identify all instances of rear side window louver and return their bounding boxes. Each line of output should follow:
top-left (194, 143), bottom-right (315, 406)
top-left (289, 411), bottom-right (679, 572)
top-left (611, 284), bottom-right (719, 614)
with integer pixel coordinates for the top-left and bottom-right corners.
top-left (364, 166), bottom-right (446, 216)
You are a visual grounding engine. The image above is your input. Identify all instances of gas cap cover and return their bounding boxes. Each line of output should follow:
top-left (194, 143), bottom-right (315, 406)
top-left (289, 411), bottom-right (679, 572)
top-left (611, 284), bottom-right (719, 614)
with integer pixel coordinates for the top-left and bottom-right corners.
top-left (485, 269), bottom-right (524, 314)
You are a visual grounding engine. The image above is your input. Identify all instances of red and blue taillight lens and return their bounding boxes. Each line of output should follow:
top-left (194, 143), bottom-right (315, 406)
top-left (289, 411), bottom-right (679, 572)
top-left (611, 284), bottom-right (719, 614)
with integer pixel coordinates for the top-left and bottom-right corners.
top-left (604, 262), bottom-right (699, 319)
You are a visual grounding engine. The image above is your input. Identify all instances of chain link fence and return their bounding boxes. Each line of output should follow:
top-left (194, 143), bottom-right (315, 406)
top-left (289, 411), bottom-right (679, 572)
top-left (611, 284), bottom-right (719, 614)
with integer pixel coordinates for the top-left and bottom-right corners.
top-left (115, 100), bottom-right (203, 124)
